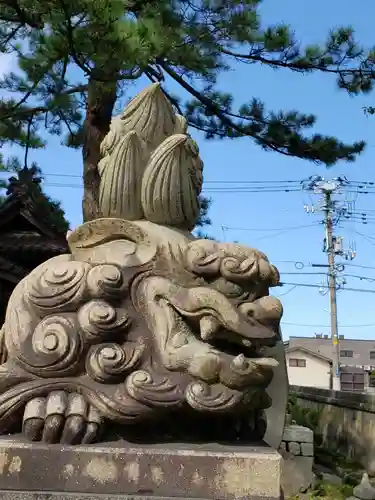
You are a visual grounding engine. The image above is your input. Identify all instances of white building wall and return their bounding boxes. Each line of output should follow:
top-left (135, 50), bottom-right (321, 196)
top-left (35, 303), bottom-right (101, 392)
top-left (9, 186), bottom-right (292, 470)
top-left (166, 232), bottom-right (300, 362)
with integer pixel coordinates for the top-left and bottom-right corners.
top-left (286, 350), bottom-right (331, 389)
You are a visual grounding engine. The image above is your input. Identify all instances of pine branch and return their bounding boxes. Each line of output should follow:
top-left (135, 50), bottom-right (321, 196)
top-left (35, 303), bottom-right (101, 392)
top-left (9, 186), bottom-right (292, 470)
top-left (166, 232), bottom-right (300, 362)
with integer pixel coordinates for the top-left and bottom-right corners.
top-left (57, 0), bottom-right (92, 75)
top-left (0, 84), bottom-right (88, 120)
top-left (0, 0), bottom-right (43, 28)
top-left (159, 60), bottom-right (365, 165)
top-left (0, 0), bottom-right (373, 170)
top-left (160, 60), bottom-right (296, 156)
top-left (0, 24), bottom-right (22, 47)
top-left (219, 47), bottom-right (370, 76)
top-left (219, 27), bottom-right (375, 93)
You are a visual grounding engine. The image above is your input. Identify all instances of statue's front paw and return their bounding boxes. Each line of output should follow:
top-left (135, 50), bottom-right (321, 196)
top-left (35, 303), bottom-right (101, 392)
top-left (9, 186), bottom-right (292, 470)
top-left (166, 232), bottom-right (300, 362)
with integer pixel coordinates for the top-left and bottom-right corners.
top-left (22, 391), bottom-right (102, 445)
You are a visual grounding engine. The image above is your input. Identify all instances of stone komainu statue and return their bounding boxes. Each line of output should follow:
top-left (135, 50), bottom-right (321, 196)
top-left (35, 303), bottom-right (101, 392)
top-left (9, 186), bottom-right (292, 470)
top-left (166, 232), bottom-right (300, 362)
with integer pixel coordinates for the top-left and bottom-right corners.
top-left (0, 83), bottom-right (287, 447)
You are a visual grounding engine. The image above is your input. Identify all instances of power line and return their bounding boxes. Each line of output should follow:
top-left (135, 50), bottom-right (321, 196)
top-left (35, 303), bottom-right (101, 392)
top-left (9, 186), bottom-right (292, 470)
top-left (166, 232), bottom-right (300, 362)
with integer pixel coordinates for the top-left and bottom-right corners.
top-left (8, 181), bottom-right (303, 194)
top-left (4, 171), bottom-right (375, 196)
top-left (343, 274), bottom-right (375, 282)
top-left (7, 172), bottom-right (375, 188)
top-left (0, 172), bottom-right (304, 187)
top-left (279, 281), bottom-right (375, 294)
top-left (356, 231), bottom-right (375, 247)
top-left (280, 271), bottom-right (328, 276)
top-left (206, 179), bottom-right (302, 185)
top-left (223, 223), bottom-right (320, 232)
top-left (274, 285), bottom-right (298, 297)
top-left (282, 321), bottom-right (375, 328)
top-left (274, 259), bottom-right (375, 272)
top-left (278, 269), bottom-right (375, 281)
top-left (345, 263), bottom-right (375, 271)
top-left (4, 171), bottom-right (375, 189)
top-left (0, 172), bottom-right (304, 184)
top-left (5, 174), bottom-right (375, 197)
top-left (203, 189), bottom-right (301, 193)
top-left (356, 231), bottom-right (375, 241)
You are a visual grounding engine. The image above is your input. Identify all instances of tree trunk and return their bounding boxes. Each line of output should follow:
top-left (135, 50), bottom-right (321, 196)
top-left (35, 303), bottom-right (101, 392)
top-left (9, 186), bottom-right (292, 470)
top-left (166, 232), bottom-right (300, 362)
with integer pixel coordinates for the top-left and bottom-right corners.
top-left (82, 78), bottom-right (117, 222)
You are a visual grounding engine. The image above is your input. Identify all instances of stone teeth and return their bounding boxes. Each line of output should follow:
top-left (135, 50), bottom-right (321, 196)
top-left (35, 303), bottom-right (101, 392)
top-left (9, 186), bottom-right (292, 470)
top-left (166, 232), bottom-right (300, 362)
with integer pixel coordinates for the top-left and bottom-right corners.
top-left (232, 353), bottom-right (247, 369)
top-left (253, 357), bottom-right (278, 368)
top-left (200, 316), bottom-right (219, 341)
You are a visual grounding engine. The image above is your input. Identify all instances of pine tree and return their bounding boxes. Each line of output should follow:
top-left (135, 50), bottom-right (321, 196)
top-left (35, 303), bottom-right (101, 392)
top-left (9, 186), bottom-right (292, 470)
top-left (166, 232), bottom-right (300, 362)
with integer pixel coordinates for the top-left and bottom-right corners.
top-left (1, 0), bottom-right (374, 221)
top-left (0, 157), bottom-right (70, 234)
top-left (195, 196), bottom-right (215, 239)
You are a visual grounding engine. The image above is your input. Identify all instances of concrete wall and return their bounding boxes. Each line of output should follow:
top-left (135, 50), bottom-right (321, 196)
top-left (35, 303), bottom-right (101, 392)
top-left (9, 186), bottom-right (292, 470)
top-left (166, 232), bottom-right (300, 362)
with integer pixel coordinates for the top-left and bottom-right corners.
top-left (286, 349), bottom-right (331, 389)
top-left (290, 385), bottom-right (375, 474)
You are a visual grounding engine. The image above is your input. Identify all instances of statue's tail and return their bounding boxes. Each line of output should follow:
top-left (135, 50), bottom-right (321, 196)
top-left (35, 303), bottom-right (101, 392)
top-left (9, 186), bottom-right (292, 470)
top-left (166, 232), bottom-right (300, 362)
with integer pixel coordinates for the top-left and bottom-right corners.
top-left (98, 131), bottom-right (146, 220)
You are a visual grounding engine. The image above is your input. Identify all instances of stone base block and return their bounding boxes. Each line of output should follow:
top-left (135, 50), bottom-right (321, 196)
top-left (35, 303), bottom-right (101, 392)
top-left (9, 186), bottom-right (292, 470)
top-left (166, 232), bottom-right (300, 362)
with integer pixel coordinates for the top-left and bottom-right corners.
top-left (281, 455), bottom-right (314, 498)
top-left (0, 438), bottom-right (281, 499)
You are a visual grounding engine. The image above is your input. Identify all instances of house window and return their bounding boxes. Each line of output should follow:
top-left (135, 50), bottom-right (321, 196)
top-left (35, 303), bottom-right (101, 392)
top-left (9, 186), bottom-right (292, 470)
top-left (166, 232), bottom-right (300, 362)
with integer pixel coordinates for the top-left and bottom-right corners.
top-left (370, 351), bottom-right (375, 360)
top-left (289, 358), bottom-right (306, 368)
top-left (340, 350), bottom-right (353, 358)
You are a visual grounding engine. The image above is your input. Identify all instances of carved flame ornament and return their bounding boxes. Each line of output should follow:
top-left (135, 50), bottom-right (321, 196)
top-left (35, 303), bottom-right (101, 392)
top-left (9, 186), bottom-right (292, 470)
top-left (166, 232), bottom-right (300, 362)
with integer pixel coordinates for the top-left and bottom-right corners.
top-left (0, 83), bottom-right (287, 446)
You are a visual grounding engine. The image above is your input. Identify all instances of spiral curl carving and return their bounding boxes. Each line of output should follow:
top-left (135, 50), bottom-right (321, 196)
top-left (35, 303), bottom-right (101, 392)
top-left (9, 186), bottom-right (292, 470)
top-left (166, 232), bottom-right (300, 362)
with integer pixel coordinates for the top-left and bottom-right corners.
top-left (209, 277), bottom-right (248, 301)
top-left (86, 341), bottom-right (144, 384)
top-left (185, 240), bottom-right (279, 286)
top-left (185, 381), bottom-right (244, 412)
top-left (78, 300), bottom-right (131, 343)
top-left (17, 315), bottom-right (83, 377)
top-left (25, 260), bottom-right (91, 313)
top-left (0, 82), bottom-right (287, 448)
top-left (125, 370), bottom-right (183, 407)
top-left (86, 264), bottom-right (126, 299)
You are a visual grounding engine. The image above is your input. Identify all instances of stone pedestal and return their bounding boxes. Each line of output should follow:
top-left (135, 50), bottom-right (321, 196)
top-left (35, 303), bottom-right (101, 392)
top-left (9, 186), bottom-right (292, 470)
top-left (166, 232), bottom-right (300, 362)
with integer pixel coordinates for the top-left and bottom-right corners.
top-left (0, 438), bottom-right (281, 499)
top-left (279, 425), bottom-right (314, 497)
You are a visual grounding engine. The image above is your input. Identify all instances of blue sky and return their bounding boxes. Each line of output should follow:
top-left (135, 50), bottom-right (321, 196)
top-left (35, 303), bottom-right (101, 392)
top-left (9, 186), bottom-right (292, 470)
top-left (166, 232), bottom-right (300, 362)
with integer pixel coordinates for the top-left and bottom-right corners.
top-left (2, 0), bottom-right (375, 340)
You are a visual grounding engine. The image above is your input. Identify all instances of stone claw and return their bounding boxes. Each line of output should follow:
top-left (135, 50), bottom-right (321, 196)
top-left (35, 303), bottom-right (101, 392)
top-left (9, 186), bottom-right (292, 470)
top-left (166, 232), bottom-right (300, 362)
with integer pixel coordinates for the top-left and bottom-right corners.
top-left (22, 391), bottom-right (102, 445)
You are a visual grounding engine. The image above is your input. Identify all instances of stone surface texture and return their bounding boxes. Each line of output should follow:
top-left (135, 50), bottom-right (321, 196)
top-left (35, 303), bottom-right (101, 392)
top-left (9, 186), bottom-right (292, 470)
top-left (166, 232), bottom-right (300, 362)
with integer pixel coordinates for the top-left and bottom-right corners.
top-left (0, 439), bottom-right (281, 500)
top-left (0, 83), bottom-right (288, 499)
top-left (280, 455), bottom-right (314, 499)
top-left (98, 83), bottom-right (197, 229)
top-left (279, 424), bottom-right (314, 497)
top-left (300, 442), bottom-right (314, 457)
top-left (0, 83), bottom-right (288, 448)
top-left (280, 425), bottom-right (314, 457)
top-left (282, 425), bottom-right (313, 445)
top-left (287, 441), bottom-right (301, 456)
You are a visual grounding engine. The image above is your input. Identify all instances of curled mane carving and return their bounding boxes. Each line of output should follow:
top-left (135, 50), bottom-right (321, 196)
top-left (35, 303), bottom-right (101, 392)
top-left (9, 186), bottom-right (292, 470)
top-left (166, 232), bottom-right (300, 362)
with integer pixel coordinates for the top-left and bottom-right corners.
top-left (0, 83), bottom-right (288, 448)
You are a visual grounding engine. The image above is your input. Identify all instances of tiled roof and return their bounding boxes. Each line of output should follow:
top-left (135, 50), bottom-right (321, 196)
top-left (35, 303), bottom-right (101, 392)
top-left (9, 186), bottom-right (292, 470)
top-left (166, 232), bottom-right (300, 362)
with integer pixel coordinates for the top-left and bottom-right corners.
top-left (288, 336), bottom-right (375, 368)
top-left (286, 345), bottom-right (332, 363)
top-left (0, 232), bottom-right (68, 254)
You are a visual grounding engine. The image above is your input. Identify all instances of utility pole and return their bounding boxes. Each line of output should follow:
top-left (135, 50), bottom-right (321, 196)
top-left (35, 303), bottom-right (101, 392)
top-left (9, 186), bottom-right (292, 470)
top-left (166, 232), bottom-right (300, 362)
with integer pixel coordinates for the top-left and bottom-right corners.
top-left (323, 189), bottom-right (340, 390)
top-left (302, 176), bottom-right (356, 391)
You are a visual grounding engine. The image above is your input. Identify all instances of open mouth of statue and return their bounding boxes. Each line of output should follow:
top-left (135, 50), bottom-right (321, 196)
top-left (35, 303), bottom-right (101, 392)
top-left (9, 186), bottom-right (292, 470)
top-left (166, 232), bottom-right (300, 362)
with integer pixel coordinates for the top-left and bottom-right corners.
top-left (144, 278), bottom-right (281, 390)
top-left (208, 336), bottom-right (260, 359)
top-left (196, 311), bottom-right (279, 353)
top-left (176, 309), bottom-right (280, 390)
